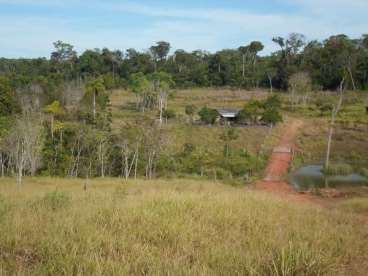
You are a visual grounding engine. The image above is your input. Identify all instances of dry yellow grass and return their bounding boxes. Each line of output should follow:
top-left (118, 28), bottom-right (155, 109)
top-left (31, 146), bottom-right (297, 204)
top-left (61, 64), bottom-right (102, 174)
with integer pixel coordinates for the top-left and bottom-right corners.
top-left (0, 178), bottom-right (367, 275)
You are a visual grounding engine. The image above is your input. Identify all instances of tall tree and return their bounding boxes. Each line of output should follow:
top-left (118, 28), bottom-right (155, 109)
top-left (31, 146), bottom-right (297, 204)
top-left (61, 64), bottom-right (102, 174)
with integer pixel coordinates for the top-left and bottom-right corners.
top-left (150, 41), bottom-right (171, 71)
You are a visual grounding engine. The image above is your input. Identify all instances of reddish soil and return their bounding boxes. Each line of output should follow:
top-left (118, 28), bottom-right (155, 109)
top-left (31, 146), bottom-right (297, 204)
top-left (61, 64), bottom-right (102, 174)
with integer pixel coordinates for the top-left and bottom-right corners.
top-left (255, 120), bottom-right (328, 206)
top-left (254, 119), bottom-right (368, 227)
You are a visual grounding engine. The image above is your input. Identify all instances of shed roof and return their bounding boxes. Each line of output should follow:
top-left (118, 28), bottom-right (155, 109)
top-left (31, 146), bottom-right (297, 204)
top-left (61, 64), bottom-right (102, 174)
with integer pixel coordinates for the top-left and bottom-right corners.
top-left (216, 109), bottom-right (241, 118)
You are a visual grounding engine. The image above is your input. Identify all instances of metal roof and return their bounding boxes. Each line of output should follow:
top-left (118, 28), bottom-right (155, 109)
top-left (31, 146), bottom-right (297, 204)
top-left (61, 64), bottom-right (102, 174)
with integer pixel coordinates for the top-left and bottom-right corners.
top-left (216, 109), bottom-right (241, 118)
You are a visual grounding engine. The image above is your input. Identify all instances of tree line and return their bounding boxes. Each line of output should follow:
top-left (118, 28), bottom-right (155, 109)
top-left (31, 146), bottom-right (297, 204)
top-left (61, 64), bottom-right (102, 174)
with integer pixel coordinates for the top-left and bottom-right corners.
top-left (1, 33), bottom-right (367, 93)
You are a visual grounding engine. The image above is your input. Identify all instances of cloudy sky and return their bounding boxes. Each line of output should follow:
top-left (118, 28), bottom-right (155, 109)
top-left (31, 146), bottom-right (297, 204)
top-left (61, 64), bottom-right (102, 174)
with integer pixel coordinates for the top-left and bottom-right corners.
top-left (1, 0), bottom-right (367, 58)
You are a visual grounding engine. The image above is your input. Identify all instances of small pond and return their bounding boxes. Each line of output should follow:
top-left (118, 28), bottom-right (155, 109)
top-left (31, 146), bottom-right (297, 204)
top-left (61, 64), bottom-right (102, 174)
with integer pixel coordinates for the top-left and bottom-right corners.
top-left (289, 164), bottom-right (368, 191)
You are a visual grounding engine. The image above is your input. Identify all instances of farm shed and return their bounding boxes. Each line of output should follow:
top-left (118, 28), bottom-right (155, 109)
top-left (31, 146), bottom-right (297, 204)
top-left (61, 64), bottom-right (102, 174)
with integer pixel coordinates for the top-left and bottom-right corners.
top-left (216, 109), bottom-right (241, 120)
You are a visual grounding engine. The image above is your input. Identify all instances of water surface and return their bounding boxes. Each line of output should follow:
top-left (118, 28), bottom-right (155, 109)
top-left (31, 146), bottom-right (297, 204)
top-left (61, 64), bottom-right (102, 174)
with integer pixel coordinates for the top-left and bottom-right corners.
top-left (289, 164), bottom-right (368, 191)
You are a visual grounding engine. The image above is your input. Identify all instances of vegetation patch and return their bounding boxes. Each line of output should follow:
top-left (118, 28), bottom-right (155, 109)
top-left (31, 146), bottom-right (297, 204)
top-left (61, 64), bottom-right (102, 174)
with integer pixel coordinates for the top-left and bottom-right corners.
top-left (322, 163), bottom-right (353, 176)
top-left (31, 190), bottom-right (71, 211)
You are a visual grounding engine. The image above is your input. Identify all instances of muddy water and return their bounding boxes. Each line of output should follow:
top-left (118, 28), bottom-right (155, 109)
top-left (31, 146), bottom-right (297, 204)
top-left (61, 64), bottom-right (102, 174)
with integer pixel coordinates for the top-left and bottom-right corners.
top-left (289, 164), bottom-right (368, 191)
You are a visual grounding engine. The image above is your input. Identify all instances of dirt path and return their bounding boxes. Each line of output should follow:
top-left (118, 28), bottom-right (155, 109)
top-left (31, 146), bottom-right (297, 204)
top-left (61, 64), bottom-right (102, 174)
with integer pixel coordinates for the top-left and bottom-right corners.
top-left (255, 119), bottom-right (327, 205)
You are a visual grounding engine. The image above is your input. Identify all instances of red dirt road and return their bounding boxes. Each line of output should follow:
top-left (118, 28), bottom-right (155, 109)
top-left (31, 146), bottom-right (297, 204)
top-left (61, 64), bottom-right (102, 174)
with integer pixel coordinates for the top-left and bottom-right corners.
top-left (262, 119), bottom-right (302, 183)
top-left (255, 119), bottom-right (324, 204)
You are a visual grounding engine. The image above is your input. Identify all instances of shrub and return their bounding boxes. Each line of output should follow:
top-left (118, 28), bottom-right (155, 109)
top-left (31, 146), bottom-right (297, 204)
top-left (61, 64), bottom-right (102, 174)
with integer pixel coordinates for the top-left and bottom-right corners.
top-left (162, 109), bottom-right (176, 120)
top-left (183, 143), bottom-right (196, 156)
top-left (315, 96), bottom-right (335, 116)
top-left (185, 105), bottom-right (196, 117)
top-left (262, 107), bottom-right (283, 126)
top-left (235, 108), bottom-right (252, 124)
top-left (198, 107), bottom-right (219, 124)
top-left (322, 163), bottom-right (353, 176)
top-left (264, 95), bottom-right (282, 110)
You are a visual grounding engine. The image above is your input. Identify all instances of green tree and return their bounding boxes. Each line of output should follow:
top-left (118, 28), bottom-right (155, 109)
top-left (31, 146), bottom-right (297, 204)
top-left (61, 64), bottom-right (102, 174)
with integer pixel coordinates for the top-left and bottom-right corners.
top-left (81, 78), bottom-right (110, 130)
top-left (129, 73), bottom-right (151, 111)
top-left (44, 100), bottom-right (65, 140)
top-left (261, 95), bottom-right (283, 126)
top-left (220, 127), bottom-right (239, 158)
top-left (150, 41), bottom-right (171, 71)
top-left (198, 107), bottom-right (219, 124)
top-left (0, 76), bottom-right (20, 116)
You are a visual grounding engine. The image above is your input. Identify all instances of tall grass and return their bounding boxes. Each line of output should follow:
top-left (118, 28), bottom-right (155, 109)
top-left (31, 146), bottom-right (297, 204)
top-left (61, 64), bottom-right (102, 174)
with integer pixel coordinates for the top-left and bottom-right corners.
top-left (323, 163), bottom-right (353, 176)
top-left (0, 178), bottom-right (367, 275)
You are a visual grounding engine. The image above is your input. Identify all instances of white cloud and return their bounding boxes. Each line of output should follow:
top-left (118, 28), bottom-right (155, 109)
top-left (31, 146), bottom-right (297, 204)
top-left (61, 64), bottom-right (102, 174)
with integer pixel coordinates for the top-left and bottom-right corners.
top-left (0, 0), bottom-right (367, 57)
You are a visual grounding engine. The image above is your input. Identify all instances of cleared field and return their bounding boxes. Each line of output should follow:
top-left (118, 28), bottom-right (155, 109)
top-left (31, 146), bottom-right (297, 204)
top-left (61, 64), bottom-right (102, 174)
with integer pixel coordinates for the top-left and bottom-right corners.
top-left (0, 178), bottom-right (367, 275)
top-left (294, 118), bottom-right (368, 169)
top-left (109, 88), bottom-right (282, 163)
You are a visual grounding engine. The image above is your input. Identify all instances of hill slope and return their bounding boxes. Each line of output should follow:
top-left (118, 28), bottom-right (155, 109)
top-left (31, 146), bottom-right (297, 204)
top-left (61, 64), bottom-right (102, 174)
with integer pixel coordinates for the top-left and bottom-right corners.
top-left (0, 178), bottom-right (367, 275)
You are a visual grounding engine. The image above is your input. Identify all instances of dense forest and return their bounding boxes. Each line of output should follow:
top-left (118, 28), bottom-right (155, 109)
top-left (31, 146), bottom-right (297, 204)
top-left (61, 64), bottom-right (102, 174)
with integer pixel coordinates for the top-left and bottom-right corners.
top-left (1, 33), bottom-right (368, 91)
top-left (0, 33), bottom-right (367, 183)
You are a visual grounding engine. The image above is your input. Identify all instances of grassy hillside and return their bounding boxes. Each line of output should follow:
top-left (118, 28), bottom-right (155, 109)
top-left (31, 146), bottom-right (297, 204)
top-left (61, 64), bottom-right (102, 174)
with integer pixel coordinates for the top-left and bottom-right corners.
top-left (0, 178), bottom-right (367, 275)
top-left (290, 92), bottom-right (368, 170)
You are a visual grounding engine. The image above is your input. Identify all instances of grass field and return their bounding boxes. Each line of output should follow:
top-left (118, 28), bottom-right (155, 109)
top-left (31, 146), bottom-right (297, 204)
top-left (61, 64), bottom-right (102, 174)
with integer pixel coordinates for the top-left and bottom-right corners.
top-left (1, 178), bottom-right (367, 275)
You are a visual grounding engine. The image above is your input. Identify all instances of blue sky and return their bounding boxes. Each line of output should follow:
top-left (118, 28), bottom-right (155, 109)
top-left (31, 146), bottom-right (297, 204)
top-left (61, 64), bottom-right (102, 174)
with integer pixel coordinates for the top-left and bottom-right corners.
top-left (0, 0), bottom-right (367, 58)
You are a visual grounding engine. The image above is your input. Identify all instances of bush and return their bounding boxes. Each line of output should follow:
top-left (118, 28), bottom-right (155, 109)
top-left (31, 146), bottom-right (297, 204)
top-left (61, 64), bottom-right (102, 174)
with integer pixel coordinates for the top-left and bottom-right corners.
top-left (198, 107), bottom-right (219, 124)
top-left (315, 96), bottom-right (335, 116)
top-left (322, 163), bottom-right (353, 176)
top-left (262, 108), bottom-right (283, 125)
top-left (235, 109), bottom-right (252, 124)
top-left (162, 109), bottom-right (176, 120)
top-left (264, 95), bottom-right (282, 110)
top-left (185, 105), bottom-right (196, 117)
top-left (236, 95), bottom-right (283, 126)
top-left (33, 190), bottom-right (71, 211)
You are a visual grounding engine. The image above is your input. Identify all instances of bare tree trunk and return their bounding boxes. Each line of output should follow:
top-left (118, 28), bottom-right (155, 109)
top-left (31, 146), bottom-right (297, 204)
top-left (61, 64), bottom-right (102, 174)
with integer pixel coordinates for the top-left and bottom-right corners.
top-left (325, 126), bottom-right (334, 171)
top-left (0, 153), bottom-right (4, 178)
top-left (17, 141), bottom-right (25, 187)
top-left (124, 152), bottom-right (129, 180)
top-left (325, 78), bottom-right (345, 170)
top-left (17, 163), bottom-right (23, 186)
top-left (347, 67), bottom-right (356, 91)
top-left (93, 91), bottom-right (96, 120)
top-left (98, 141), bottom-right (105, 178)
top-left (159, 97), bottom-right (164, 125)
top-left (268, 75), bottom-right (273, 94)
top-left (50, 115), bottom-right (54, 140)
top-left (134, 144), bottom-right (139, 180)
top-left (60, 131), bottom-right (63, 150)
